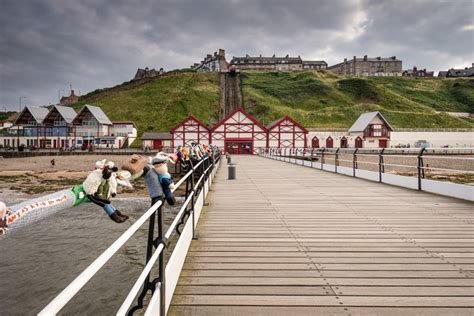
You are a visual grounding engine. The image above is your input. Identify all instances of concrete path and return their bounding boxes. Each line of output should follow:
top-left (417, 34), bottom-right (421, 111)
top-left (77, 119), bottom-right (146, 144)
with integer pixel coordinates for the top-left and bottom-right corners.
top-left (169, 155), bottom-right (474, 315)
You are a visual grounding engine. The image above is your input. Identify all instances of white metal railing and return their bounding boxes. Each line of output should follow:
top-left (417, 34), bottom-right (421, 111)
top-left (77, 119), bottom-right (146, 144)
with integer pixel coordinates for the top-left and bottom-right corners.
top-left (260, 147), bottom-right (474, 201)
top-left (39, 154), bottom-right (221, 315)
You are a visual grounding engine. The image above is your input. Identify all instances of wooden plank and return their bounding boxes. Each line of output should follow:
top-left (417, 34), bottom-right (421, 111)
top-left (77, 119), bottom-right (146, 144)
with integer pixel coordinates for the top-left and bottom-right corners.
top-left (168, 155), bottom-right (474, 314)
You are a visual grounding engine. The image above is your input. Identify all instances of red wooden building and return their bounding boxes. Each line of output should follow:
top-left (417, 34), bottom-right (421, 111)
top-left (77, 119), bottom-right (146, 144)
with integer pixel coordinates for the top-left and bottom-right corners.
top-left (266, 115), bottom-right (308, 148)
top-left (210, 108), bottom-right (267, 154)
top-left (170, 108), bottom-right (309, 154)
top-left (170, 115), bottom-right (210, 148)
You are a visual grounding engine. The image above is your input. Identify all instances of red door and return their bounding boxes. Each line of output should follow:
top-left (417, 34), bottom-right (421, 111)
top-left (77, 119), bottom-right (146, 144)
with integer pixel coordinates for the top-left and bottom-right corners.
top-left (379, 139), bottom-right (388, 148)
top-left (326, 137), bottom-right (333, 148)
top-left (61, 140), bottom-right (65, 148)
top-left (153, 140), bottom-right (162, 150)
top-left (355, 137), bottom-right (363, 148)
top-left (311, 136), bottom-right (319, 148)
top-left (225, 141), bottom-right (253, 154)
top-left (53, 139), bottom-right (57, 149)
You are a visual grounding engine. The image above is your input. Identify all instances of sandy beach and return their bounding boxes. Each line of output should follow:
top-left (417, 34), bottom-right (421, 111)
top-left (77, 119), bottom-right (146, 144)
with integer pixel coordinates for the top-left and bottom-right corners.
top-left (0, 155), bottom-right (149, 196)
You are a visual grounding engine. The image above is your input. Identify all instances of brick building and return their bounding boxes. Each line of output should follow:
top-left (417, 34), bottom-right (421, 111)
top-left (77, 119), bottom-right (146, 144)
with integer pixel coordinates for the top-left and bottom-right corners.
top-left (327, 55), bottom-right (402, 76)
top-left (133, 67), bottom-right (165, 80)
top-left (59, 90), bottom-right (79, 106)
top-left (191, 49), bottom-right (227, 72)
top-left (230, 54), bottom-right (304, 71)
top-left (402, 66), bottom-right (434, 77)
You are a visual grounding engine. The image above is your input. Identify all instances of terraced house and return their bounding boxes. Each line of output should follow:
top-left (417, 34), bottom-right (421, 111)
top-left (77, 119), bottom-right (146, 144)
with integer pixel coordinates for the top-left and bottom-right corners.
top-left (328, 55), bottom-right (402, 76)
top-left (0, 105), bottom-right (137, 149)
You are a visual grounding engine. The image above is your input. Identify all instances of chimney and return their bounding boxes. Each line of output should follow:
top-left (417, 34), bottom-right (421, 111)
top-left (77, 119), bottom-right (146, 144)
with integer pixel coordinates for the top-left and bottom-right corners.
top-left (71, 90), bottom-right (75, 96)
top-left (285, 54), bottom-right (289, 58)
top-left (413, 66), bottom-right (417, 71)
top-left (377, 56), bottom-right (381, 60)
top-left (207, 54), bottom-right (212, 58)
top-left (391, 56), bottom-right (396, 60)
top-left (472, 63), bottom-right (474, 68)
top-left (363, 55), bottom-right (367, 61)
top-left (218, 49), bottom-right (225, 56)
top-left (344, 58), bottom-right (347, 63)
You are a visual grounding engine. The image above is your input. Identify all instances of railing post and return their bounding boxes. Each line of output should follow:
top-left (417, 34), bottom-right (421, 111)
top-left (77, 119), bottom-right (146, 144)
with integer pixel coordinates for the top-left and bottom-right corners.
top-left (321, 148), bottom-right (325, 170)
top-left (157, 204), bottom-right (166, 316)
top-left (353, 149), bottom-right (358, 177)
top-left (310, 148), bottom-right (314, 168)
top-left (379, 148), bottom-right (385, 183)
top-left (417, 148), bottom-right (426, 191)
top-left (335, 148), bottom-right (340, 173)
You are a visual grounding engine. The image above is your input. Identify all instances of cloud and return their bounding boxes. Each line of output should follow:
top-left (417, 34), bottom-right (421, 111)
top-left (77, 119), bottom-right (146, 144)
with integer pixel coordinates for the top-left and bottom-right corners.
top-left (0, 0), bottom-right (473, 110)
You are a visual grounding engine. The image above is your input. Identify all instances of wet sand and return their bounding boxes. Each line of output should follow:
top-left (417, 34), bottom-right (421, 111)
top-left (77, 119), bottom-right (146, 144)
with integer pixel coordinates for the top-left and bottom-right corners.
top-left (0, 155), bottom-right (149, 196)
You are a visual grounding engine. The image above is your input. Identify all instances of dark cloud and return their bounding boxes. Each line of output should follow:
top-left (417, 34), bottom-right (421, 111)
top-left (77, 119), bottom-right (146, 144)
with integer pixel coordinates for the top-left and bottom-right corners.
top-left (0, 0), bottom-right (473, 110)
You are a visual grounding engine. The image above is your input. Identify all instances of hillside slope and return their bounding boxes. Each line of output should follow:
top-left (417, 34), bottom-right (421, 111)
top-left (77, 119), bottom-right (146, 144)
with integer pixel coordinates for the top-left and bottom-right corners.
top-left (73, 71), bottom-right (473, 138)
top-left (74, 71), bottom-right (221, 133)
top-left (240, 71), bottom-right (473, 128)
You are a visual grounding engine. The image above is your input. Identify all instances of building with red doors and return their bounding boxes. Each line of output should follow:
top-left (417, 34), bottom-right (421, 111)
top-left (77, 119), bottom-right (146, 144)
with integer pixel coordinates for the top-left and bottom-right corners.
top-left (210, 108), bottom-right (267, 154)
top-left (170, 115), bottom-right (210, 148)
top-left (266, 115), bottom-right (308, 148)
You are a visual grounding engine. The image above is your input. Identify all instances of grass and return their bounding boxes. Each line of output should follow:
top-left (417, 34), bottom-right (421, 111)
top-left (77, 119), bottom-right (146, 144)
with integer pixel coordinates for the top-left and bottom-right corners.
top-left (66, 71), bottom-right (473, 141)
top-left (240, 71), bottom-right (473, 128)
top-left (74, 72), bottom-right (221, 142)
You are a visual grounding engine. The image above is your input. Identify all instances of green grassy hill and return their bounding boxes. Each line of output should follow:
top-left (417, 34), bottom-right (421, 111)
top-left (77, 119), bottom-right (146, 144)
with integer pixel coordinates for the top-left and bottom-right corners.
top-left (241, 71), bottom-right (473, 128)
top-left (73, 70), bottom-right (473, 139)
top-left (74, 71), bottom-right (221, 134)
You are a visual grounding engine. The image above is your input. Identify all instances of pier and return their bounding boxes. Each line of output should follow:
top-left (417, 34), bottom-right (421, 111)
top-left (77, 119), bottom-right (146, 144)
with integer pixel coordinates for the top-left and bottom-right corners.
top-left (169, 155), bottom-right (473, 315)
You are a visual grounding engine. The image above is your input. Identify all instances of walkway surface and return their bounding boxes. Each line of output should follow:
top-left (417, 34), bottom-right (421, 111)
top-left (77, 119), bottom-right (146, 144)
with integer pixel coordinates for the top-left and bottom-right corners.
top-left (169, 155), bottom-right (474, 315)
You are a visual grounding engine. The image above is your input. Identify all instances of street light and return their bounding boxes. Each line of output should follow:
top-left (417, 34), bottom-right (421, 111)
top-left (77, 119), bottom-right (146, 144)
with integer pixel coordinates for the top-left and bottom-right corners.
top-left (19, 96), bottom-right (27, 112)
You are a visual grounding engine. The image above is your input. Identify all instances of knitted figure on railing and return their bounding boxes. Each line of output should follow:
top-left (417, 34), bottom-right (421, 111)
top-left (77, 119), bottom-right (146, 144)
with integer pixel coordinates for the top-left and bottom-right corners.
top-left (83, 160), bottom-right (129, 223)
top-left (152, 152), bottom-right (176, 206)
top-left (0, 201), bottom-right (9, 235)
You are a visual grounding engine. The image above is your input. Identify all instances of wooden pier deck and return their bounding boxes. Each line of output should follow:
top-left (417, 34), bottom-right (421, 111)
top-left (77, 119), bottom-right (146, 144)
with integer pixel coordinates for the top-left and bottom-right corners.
top-left (169, 155), bottom-right (474, 315)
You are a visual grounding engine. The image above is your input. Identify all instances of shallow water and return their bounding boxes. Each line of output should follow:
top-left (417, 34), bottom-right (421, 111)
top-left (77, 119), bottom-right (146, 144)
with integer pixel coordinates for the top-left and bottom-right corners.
top-left (0, 193), bottom-right (182, 315)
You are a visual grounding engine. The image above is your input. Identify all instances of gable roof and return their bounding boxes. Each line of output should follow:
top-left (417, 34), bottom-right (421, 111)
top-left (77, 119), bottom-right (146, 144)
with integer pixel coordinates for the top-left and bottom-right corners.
top-left (211, 107), bottom-right (267, 132)
top-left (72, 104), bottom-right (112, 125)
top-left (14, 106), bottom-right (49, 125)
top-left (266, 115), bottom-right (309, 133)
top-left (43, 105), bottom-right (77, 124)
top-left (170, 114), bottom-right (210, 133)
top-left (348, 112), bottom-right (393, 133)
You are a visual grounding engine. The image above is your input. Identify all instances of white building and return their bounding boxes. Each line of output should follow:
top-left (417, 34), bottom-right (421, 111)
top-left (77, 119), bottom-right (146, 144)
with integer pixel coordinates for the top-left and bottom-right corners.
top-left (0, 104), bottom-right (137, 149)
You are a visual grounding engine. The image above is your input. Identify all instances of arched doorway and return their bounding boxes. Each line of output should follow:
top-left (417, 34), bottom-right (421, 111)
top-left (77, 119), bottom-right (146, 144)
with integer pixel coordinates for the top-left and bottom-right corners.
top-left (311, 136), bottom-right (319, 148)
top-left (326, 136), bottom-right (333, 148)
top-left (340, 137), bottom-right (348, 148)
top-left (355, 136), bottom-right (363, 148)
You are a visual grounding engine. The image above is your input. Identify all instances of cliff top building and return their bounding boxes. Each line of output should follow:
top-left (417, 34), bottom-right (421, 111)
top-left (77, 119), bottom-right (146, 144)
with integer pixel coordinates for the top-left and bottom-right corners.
top-left (328, 55), bottom-right (402, 76)
top-left (59, 90), bottom-right (79, 106)
top-left (230, 54), bottom-right (304, 71)
top-left (133, 67), bottom-right (165, 80)
top-left (191, 49), bottom-right (227, 72)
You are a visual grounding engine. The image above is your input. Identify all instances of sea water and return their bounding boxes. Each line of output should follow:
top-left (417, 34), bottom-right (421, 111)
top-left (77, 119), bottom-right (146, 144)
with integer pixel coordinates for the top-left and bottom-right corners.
top-left (0, 193), bottom-right (182, 315)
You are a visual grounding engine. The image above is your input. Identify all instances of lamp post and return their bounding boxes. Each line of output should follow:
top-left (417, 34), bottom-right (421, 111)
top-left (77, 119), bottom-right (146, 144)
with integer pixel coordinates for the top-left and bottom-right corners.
top-left (19, 96), bottom-right (27, 112)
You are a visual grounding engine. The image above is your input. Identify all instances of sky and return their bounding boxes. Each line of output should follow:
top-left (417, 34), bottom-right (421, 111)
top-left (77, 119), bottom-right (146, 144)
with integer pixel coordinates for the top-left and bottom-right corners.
top-left (0, 0), bottom-right (473, 111)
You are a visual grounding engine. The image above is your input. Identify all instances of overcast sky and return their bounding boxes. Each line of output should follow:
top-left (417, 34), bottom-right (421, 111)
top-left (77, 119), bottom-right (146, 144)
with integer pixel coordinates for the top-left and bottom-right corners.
top-left (0, 0), bottom-right (473, 110)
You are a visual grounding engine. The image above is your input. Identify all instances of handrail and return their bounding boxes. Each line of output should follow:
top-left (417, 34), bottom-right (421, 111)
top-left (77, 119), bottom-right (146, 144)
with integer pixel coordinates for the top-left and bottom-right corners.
top-left (260, 147), bottom-right (473, 200)
top-left (38, 200), bottom-right (164, 316)
top-left (39, 154), bottom-right (219, 315)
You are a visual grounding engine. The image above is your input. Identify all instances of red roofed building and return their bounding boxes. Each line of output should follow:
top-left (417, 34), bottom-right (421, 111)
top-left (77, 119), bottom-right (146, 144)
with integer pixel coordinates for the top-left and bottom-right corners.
top-left (170, 115), bottom-right (210, 148)
top-left (266, 115), bottom-right (308, 148)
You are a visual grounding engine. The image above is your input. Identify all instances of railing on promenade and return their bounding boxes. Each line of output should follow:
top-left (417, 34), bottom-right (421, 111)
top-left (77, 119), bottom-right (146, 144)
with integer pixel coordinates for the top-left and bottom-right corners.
top-left (260, 147), bottom-right (474, 201)
top-left (39, 153), bottom-right (221, 316)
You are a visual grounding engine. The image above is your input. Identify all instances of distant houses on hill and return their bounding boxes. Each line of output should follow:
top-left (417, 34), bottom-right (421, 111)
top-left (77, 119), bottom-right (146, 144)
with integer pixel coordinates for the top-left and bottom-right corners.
top-left (402, 66), bottom-right (434, 77)
top-left (438, 64), bottom-right (474, 78)
top-left (327, 55), bottom-right (402, 76)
